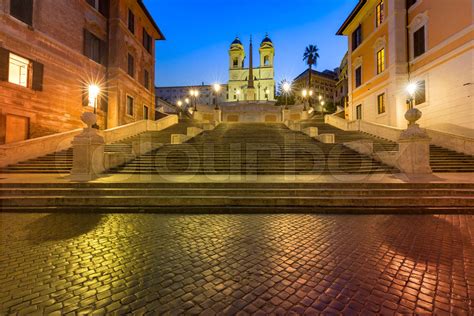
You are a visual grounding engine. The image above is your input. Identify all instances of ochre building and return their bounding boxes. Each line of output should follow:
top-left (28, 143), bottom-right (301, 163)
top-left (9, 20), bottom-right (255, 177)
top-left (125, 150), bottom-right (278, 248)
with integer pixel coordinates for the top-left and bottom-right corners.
top-left (0, 0), bottom-right (164, 144)
top-left (337, 0), bottom-right (473, 131)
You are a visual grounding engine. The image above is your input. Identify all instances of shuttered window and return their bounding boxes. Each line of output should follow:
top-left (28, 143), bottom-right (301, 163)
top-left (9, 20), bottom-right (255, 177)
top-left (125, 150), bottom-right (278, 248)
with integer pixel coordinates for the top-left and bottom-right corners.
top-left (377, 93), bottom-right (386, 114)
top-left (413, 26), bottom-right (426, 58)
top-left (127, 54), bottom-right (134, 78)
top-left (143, 30), bottom-right (152, 53)
top-left (352, 25), bottom-right (362, 50)
top-left (144, 69), bottom-right (150, 89)
top-left (415, 80), bottom-right (426, 105)
top-left (84, 29), bottom-right (107, 65)
top-left (0, 48), bottom-right (43, 91)
top-left (355, 66), bottom-right (362, 88)
top-left (128, 10), bottom-right (135, 34)
top-left (10, 0), bottom-right (34, 26)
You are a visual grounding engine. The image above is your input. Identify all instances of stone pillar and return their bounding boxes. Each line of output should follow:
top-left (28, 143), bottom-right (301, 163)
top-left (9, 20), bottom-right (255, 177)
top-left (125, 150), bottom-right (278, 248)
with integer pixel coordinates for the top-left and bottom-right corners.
top-left (214, 109), bottom-right (222, 123)
top-left (396, 109), bottom-right (432, 175)
top-left (281, 109), bottom-right (289, 122)
top-left (70, 112), bottom-right (105, 182)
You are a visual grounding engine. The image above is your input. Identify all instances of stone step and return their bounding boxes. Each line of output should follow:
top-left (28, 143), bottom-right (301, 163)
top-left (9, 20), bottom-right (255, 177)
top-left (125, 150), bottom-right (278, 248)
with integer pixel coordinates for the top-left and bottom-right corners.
top-left (2, 195), bottom-right (473, 209)
top-left (1, 188), bottom-right (470, 197)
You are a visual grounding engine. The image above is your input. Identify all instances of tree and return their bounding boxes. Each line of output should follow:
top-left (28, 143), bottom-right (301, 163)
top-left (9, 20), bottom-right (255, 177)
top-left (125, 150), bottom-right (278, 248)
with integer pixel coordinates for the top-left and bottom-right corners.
top-left (303, 45), bottom-right (320, 107)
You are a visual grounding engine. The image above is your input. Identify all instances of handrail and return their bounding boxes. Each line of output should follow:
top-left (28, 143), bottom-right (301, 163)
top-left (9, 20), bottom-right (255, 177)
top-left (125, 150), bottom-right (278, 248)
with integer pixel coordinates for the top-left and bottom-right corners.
top-left (0, 115), bottom-right (178, 168)
top-left (325, 114), bottom-right (474, 155)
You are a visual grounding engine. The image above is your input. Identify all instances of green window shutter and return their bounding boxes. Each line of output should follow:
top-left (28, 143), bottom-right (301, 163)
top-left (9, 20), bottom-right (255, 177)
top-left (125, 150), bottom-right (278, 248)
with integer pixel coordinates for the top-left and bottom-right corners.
top-left (32, 61), bottom-right (44, 91)
top-left (0, 48), bottom-right (9, 81)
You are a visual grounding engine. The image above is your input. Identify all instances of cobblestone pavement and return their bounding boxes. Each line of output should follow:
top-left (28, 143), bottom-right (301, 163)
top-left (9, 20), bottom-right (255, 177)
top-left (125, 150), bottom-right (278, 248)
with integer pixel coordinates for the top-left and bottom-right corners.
top-left (0, 214), bottom-right (473, 315)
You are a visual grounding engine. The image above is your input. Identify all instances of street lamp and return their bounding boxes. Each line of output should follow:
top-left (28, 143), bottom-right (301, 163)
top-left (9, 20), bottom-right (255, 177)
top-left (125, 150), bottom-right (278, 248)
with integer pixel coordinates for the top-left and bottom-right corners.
top-left (88, 84), bottom-right (100, 129)
top-left (177, 100), bottom-right (183, 118)
top-left (407, 82), bottom-right (417, 109)
top-left (282, 81), bottom-right (291, 109)
top-left (236, 89), bottom-right (241, 102)
top-left (213, 83), bottom-right (221, 110)
top-left (190, 89), bottom-right (199, 111)
top-left (265, 88), bottom-right (269, 101)
top-left (88, 84), bottom-right (100, 112)
top-left (302, 89), bottom-right (308, 111)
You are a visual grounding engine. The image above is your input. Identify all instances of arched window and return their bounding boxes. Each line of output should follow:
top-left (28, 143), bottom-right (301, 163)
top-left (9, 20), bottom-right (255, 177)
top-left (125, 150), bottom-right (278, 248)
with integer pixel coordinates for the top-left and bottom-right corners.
top-left (264, 55), bottom-right (270, 66)
top-left (233, 58), bottom-right (239, 67)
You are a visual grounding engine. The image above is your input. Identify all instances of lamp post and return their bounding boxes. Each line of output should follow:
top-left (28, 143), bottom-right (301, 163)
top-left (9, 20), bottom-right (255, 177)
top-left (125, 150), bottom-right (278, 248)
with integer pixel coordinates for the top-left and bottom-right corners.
top-left (213, 83), bottom-right (221, 110)
top-left (88, 84), bottom-right (100, 129)
top-left (282, 81), bottom-right (291, 109)
top-left (302, 89), bottom-right (308, 111)
top-left (407, 82), bottom-right (417, 110)
top-left (177, 100), bottom-right (183, 118)
top-left (190, 89), bottom-right (199, 112)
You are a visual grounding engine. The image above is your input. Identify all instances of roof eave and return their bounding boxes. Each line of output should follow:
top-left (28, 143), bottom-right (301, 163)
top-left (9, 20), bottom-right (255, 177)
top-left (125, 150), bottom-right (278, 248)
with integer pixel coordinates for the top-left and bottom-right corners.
top-left (137, 0), bottom-right (165, 40)
top-left (336, 0), bottom-right (367, 36)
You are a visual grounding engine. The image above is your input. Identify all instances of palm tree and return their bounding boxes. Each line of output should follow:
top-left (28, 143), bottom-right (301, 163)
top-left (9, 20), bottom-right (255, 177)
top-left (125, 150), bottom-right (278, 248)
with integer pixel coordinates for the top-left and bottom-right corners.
top-left (303, 45), bottom-right (320, 108)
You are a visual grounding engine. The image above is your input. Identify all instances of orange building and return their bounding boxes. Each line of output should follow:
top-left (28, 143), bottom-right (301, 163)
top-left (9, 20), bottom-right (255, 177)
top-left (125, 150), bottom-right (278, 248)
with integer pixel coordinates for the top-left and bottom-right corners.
top-left (0, 0), bottom-right (164, 144)
top-left (337, 0), bottom-right (473, 131)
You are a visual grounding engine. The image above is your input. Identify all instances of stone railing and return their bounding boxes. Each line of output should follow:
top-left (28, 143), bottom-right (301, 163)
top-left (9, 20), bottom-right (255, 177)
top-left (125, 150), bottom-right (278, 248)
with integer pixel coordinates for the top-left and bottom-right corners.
top-left (427, 129), bottom-right (474, 156)
top-left (103, 115), bottom-right (178, 144)
top-left (0, 115), bottom-right (178, 168)
top-left (0, 128), bottom-right (82, 168)
top-left (325, 114), bottom-right (474, 156)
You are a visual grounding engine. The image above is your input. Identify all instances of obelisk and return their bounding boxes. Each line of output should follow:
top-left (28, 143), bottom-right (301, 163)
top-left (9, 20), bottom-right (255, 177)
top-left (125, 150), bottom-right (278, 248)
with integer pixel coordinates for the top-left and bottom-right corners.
top-left (247, 36), bottom-right (256, 101)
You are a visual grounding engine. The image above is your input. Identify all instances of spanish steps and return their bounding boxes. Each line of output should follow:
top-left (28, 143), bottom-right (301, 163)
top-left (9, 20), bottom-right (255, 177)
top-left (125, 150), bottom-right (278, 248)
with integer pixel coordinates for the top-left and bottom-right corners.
top-left (1, 116), bottom-right (473, 174)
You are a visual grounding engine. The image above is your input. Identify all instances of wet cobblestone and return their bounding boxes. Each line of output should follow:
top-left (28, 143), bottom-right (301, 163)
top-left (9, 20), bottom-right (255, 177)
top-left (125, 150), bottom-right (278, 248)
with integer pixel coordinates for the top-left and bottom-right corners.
top-left (0, 214), bottom-right (473, 314)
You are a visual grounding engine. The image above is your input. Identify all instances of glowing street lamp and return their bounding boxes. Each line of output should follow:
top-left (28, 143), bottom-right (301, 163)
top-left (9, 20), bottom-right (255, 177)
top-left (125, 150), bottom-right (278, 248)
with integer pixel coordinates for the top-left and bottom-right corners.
top-left (302, 89), bottom-right (308, 111)
top-left (213, 83), bottom-right (221, 110)
top-left (190, 89), bottom-right (199, 111)
top-left (88, 84), bottom-right (100, 112)
top-left (407, 82), bottom-right (418, 109)
top-left (282, 81), bottom-right (291, 109)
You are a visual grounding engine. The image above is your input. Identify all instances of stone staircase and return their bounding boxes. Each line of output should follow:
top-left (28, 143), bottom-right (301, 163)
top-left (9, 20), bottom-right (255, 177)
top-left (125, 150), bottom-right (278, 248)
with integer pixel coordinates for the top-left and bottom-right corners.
top-left (110, 123), bottom-right (396, 175)
top-left (1, 182), bottom-right (473, 213)
top-left (302, 116), bottom-right (474, 173)
top-left (0, 119), bottom-right (201, 174)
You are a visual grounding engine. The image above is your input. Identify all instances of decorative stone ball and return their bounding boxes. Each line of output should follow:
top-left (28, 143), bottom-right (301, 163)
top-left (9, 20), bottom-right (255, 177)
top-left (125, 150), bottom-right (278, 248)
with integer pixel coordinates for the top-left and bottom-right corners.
top-left (81, 112), bottom-right (97, 128)
top-left (405, 108), bottom-right (422, 125)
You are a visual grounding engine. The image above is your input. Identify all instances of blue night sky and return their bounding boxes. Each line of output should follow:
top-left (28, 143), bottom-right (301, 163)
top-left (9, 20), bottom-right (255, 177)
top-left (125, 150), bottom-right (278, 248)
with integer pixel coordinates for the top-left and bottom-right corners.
top-left (143, 0), bottom-right (357, 87)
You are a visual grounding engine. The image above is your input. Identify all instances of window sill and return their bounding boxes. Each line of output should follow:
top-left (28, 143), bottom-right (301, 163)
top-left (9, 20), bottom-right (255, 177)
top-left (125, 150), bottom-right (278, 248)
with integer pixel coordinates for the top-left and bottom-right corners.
top-left (377, 112), bottom-right (388, 118)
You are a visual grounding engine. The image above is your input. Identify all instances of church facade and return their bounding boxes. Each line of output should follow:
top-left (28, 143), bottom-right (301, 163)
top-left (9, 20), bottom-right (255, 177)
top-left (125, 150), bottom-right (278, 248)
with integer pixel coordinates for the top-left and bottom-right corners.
top-left (227, 36), bottom-right (275, 102)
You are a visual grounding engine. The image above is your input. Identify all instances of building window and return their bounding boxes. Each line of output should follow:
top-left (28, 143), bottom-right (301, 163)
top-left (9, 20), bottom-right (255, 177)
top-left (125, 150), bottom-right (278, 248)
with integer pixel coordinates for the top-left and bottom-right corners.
top-left (407, 0), bottom-right (417, 9)
top-left (8, 53), bottom-right (29, 87)
top-left (376, 1), bottom-right (384, 27)
top-left (377, 93), bottom-right (385, 114)
top-left (143, 30), bottom-right (153, 53)
top-left (355, 66), bottom-right (362, 88)
top-left (356, 104), bottom-right (362, 120)
top-left (127, 54), bottom-right (134, 77)
top-left (233, 58), bottom-right (238, 67)
top-left (352, 25), bottom-right (362, 50)
top-left (413, 26), bottom-right (426, 58)
top-left (126, 95), bottom-right (134, 116)
top-left (84, 29), bottom-right (106, 65)
top-left (10, 0), bottom-right (33, 26)
top-left (144, 69), bottom-right (150, 89)
top-left (376, 48), bottom-right (385, 74)
top-left (128, 9), bottom-right (135, 34)
top-left (143, 105), bottom-right (149, 120)
top-left (415, 80), bottom-right (426, 105)
top-left (264, 56), bottom-right (270, 66)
